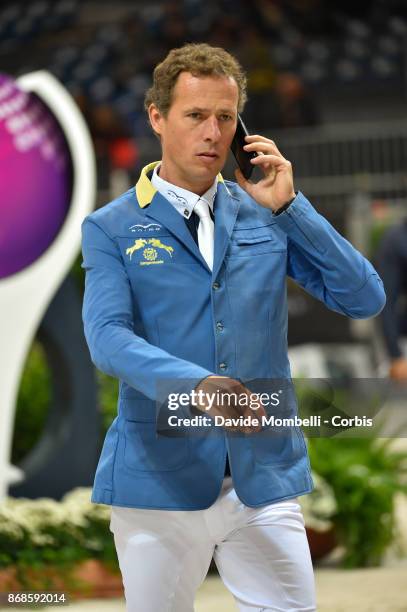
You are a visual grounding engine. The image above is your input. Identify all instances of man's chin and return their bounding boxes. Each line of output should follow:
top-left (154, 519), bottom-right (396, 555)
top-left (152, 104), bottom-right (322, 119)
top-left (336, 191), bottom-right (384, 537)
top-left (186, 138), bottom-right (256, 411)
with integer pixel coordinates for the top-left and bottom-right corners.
top-left (193, 158), bottom-right (223, 177)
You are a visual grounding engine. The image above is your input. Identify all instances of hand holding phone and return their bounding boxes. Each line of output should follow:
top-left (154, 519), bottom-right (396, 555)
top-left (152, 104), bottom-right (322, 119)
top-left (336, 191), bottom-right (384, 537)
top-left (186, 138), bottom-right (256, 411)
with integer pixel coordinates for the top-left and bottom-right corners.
top-left (230, 114), bottom-right (258, 180)
top-left (232, 121), bottom-right (296, 212)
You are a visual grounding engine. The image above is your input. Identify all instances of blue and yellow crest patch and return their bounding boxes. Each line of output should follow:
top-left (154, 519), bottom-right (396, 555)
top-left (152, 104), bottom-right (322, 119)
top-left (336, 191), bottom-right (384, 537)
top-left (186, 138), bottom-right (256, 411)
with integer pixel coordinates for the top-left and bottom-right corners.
top-left (126, 238), bottom-right (174, 265)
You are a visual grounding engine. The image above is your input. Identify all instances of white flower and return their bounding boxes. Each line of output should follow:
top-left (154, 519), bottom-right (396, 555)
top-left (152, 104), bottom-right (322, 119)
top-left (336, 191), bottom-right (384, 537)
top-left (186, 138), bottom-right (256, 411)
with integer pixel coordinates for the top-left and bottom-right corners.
top-left (0, 487), bottom-right (111, 542)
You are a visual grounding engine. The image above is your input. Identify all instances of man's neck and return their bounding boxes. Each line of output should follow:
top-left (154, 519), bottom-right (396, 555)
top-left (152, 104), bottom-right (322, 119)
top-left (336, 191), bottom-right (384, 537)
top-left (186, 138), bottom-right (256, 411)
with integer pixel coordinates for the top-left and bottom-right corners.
top-left (158, 161), bottom-right (213, 197)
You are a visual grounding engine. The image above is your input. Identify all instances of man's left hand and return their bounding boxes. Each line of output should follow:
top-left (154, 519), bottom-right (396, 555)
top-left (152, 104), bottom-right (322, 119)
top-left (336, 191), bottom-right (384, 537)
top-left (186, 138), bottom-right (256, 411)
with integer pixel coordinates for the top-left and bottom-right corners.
top-left (234, 134), bottom-right (296, 213)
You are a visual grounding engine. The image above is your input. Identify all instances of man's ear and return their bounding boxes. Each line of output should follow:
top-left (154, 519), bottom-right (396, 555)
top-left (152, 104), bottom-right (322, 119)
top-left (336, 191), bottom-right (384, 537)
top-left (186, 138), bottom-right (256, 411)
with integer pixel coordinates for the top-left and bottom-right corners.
top-left (148, 103), bottom-right (163, 137)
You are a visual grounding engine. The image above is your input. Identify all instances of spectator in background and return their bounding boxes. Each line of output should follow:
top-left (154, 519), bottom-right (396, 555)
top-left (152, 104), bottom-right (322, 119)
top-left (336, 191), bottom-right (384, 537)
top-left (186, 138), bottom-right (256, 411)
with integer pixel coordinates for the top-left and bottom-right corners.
top-left (108, 136), bottom-right (139, 198)
top-left (208, 14), bottom-right (246, 50)
top-left (376, 219), bottom-right (407, 381)
top-left (268, 72), bottom-right (320, 129)
top-left (87, 104), bottom-right (134, 193)
top-left (234, 25), bottom-right (277, 130)
top-left (160, 5), bottom-right (189, 49)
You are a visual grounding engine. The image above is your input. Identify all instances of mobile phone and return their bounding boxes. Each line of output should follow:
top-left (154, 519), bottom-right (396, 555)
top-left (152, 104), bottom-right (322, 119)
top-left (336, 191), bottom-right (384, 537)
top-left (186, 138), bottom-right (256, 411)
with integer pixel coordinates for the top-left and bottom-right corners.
top-left (230, 114), bottom-right (258, 180)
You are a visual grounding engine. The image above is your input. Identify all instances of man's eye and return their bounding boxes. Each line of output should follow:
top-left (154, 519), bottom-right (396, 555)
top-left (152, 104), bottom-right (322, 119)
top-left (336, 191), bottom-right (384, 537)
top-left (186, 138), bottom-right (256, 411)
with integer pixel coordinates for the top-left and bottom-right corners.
top-left (189, 113), bottom-right (201, 119)
top-left (219, 115), bottom-right (232, 121)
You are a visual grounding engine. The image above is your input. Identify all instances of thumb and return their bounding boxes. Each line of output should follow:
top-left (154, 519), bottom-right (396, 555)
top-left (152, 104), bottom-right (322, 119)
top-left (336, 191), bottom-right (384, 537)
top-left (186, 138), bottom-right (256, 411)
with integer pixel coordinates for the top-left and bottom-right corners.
top-left (234, 168), bottom-right (252, 193)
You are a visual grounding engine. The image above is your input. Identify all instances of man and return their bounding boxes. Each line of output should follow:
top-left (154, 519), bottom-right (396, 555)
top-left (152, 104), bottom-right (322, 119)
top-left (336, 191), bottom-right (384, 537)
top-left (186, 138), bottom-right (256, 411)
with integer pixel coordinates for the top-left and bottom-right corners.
top-left (81, 43), bottom-right (385, 611)
top-left (376, 219), bottom-right (407, 381)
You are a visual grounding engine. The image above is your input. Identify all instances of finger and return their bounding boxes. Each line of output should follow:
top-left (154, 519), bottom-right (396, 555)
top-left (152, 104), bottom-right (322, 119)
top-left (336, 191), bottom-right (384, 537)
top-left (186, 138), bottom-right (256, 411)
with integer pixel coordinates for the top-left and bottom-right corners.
top-left (259, 401), bottom-right (268, 415)
top-left (245, 134), bottom-right (284, 157)
top-left (241, 414), bottom-right (261, 434)
top-left (234, 168), bottom-right (261, 200)
top-left (234, 167), bottom-right (253, 190)
top-left (243, 403), bottom-right (262, 421)
top-left (250, 154), bottom-right (288, 167)
top-left (244, 141), bottom-right (284, 158)
top-left (247, 398), bottom-right (267, 415)
top-left (244, 133), bottom-right (278, 146)
top-left (245, 134), bottom-right (276, 143)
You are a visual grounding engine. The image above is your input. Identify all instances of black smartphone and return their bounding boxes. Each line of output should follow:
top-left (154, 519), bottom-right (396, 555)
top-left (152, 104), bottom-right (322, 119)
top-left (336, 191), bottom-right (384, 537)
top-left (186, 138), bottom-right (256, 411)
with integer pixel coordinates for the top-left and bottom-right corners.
top-left (230, 114), bottom-right (258, 180)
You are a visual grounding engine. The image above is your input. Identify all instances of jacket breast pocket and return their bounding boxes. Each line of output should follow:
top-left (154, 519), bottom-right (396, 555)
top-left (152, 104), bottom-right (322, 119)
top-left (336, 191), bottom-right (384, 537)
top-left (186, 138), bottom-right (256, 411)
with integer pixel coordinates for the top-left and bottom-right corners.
top-left (228, 228), bottom-right (286, 257)
top-left (123, 419), bottom-right (190, 472)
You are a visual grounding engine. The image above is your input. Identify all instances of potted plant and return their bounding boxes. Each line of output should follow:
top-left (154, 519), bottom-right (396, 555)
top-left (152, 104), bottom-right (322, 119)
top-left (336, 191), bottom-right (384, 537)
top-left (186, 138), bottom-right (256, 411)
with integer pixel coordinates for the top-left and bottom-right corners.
top-left (307, 436), bottom-right (407, 567)
top-left (299, 472), bottom-right (337, 561)
top-left (0, 488), bottom-right (123, 597)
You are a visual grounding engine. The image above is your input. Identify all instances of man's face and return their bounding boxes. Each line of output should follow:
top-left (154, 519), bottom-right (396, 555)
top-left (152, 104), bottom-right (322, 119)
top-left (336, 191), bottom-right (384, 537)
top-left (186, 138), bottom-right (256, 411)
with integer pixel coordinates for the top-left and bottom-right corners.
top-left (149, 71), bottom-right (239, 194)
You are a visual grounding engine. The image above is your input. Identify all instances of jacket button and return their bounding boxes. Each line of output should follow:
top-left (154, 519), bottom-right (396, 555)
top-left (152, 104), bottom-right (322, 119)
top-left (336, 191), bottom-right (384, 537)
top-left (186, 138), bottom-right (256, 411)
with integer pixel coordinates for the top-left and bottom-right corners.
top-left (219, 362), bottom-right (227, 371)
top-left (216, 322), bottom-right (224, 332)
top-left (212, 282), bottom-right (220, 290)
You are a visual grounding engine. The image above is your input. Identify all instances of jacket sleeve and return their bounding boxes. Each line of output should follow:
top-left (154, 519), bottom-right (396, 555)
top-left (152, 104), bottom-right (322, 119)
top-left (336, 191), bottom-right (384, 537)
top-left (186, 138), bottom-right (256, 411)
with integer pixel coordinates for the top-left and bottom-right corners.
top-left (273, 192), bottom-right (386, 319)
top-left (81, 218), bottom-right (213, 403)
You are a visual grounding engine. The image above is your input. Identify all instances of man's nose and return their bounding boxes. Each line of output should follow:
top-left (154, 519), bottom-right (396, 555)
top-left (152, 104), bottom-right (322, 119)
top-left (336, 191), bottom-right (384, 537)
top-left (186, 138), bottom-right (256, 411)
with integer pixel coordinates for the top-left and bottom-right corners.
top-left (203, 116), bottom-right (221, 141)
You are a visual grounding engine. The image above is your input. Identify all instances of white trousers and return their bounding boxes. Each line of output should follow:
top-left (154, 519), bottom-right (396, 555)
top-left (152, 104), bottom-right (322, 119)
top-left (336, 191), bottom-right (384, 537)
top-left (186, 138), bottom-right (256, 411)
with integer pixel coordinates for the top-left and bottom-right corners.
top-left (110, 477), bottom-right (316, 612)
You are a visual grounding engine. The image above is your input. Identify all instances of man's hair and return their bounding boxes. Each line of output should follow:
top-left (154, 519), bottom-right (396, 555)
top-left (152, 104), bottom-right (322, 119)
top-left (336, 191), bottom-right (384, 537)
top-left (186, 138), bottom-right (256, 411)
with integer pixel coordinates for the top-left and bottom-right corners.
top-left (144, 43), bottom-right (247, 120)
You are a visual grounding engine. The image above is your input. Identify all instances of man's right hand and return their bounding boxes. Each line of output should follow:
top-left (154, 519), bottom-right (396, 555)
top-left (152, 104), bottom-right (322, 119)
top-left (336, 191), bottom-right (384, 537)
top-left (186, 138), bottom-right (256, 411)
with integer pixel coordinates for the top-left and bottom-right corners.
top-left (193, 375), bottom-right (267, 433)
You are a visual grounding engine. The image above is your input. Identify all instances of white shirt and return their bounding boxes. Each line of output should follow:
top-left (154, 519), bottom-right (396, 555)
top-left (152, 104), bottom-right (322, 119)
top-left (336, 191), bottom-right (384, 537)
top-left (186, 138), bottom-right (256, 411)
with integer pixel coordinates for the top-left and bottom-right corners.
top-left (151, 163), bottom-right (217, 220)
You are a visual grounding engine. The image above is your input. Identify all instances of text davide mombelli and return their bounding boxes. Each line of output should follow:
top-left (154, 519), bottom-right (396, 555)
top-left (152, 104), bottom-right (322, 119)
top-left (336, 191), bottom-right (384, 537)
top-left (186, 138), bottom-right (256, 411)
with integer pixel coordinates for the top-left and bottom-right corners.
top-left (164, 390), bottom-right (373, 429)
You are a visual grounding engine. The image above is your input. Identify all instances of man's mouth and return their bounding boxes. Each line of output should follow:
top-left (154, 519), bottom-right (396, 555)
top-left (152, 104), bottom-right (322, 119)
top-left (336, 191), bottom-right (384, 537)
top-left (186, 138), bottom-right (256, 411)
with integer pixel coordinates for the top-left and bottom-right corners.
top-left (197, 152), bottom-right (219, 159)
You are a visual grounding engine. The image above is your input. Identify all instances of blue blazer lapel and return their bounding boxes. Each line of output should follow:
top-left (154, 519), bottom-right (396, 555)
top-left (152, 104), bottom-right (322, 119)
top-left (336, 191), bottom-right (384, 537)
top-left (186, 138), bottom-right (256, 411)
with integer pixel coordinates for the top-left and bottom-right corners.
top-left (144, 192), bottom-right (210, 270)
top-left (213, 183), bottom-right (240, 280)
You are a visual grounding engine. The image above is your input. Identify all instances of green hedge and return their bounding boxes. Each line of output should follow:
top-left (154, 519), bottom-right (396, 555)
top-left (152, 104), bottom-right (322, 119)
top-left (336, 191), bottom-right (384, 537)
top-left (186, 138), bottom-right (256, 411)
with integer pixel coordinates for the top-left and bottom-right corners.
top-left (13, 346), bottom-right (117, 464)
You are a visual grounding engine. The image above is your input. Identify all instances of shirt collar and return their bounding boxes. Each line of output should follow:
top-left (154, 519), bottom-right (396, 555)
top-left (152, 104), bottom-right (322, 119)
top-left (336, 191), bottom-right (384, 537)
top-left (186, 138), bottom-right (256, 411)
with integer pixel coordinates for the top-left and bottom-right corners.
top-left (151, 162), bottom-right (218, 219)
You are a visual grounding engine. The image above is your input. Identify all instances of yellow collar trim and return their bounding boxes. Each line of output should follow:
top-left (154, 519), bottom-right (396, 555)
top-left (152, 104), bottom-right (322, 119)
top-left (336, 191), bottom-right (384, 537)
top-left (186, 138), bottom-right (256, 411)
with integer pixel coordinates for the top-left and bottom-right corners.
top-left (135, 161), bottom-right (225, 208)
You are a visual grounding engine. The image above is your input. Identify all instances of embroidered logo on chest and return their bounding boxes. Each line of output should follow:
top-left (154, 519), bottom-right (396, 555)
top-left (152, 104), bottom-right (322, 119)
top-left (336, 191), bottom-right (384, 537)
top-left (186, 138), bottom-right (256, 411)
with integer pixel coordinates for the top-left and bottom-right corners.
top-left (129, 223), bottom-right (162, 232)
top-left (126, 238), bottom-right (174, 265)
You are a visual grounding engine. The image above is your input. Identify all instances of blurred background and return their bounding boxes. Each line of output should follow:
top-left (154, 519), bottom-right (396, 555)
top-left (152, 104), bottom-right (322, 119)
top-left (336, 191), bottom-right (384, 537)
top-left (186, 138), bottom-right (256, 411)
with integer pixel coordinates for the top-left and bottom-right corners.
top-left (1, 1), bottom-right (407, 610)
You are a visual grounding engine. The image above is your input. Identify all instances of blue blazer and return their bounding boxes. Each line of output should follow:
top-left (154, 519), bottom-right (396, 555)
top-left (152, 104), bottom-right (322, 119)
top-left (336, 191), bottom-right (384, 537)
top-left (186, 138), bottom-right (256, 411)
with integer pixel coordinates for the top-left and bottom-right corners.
top-left (81, 162), bottom-right (385, 509)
